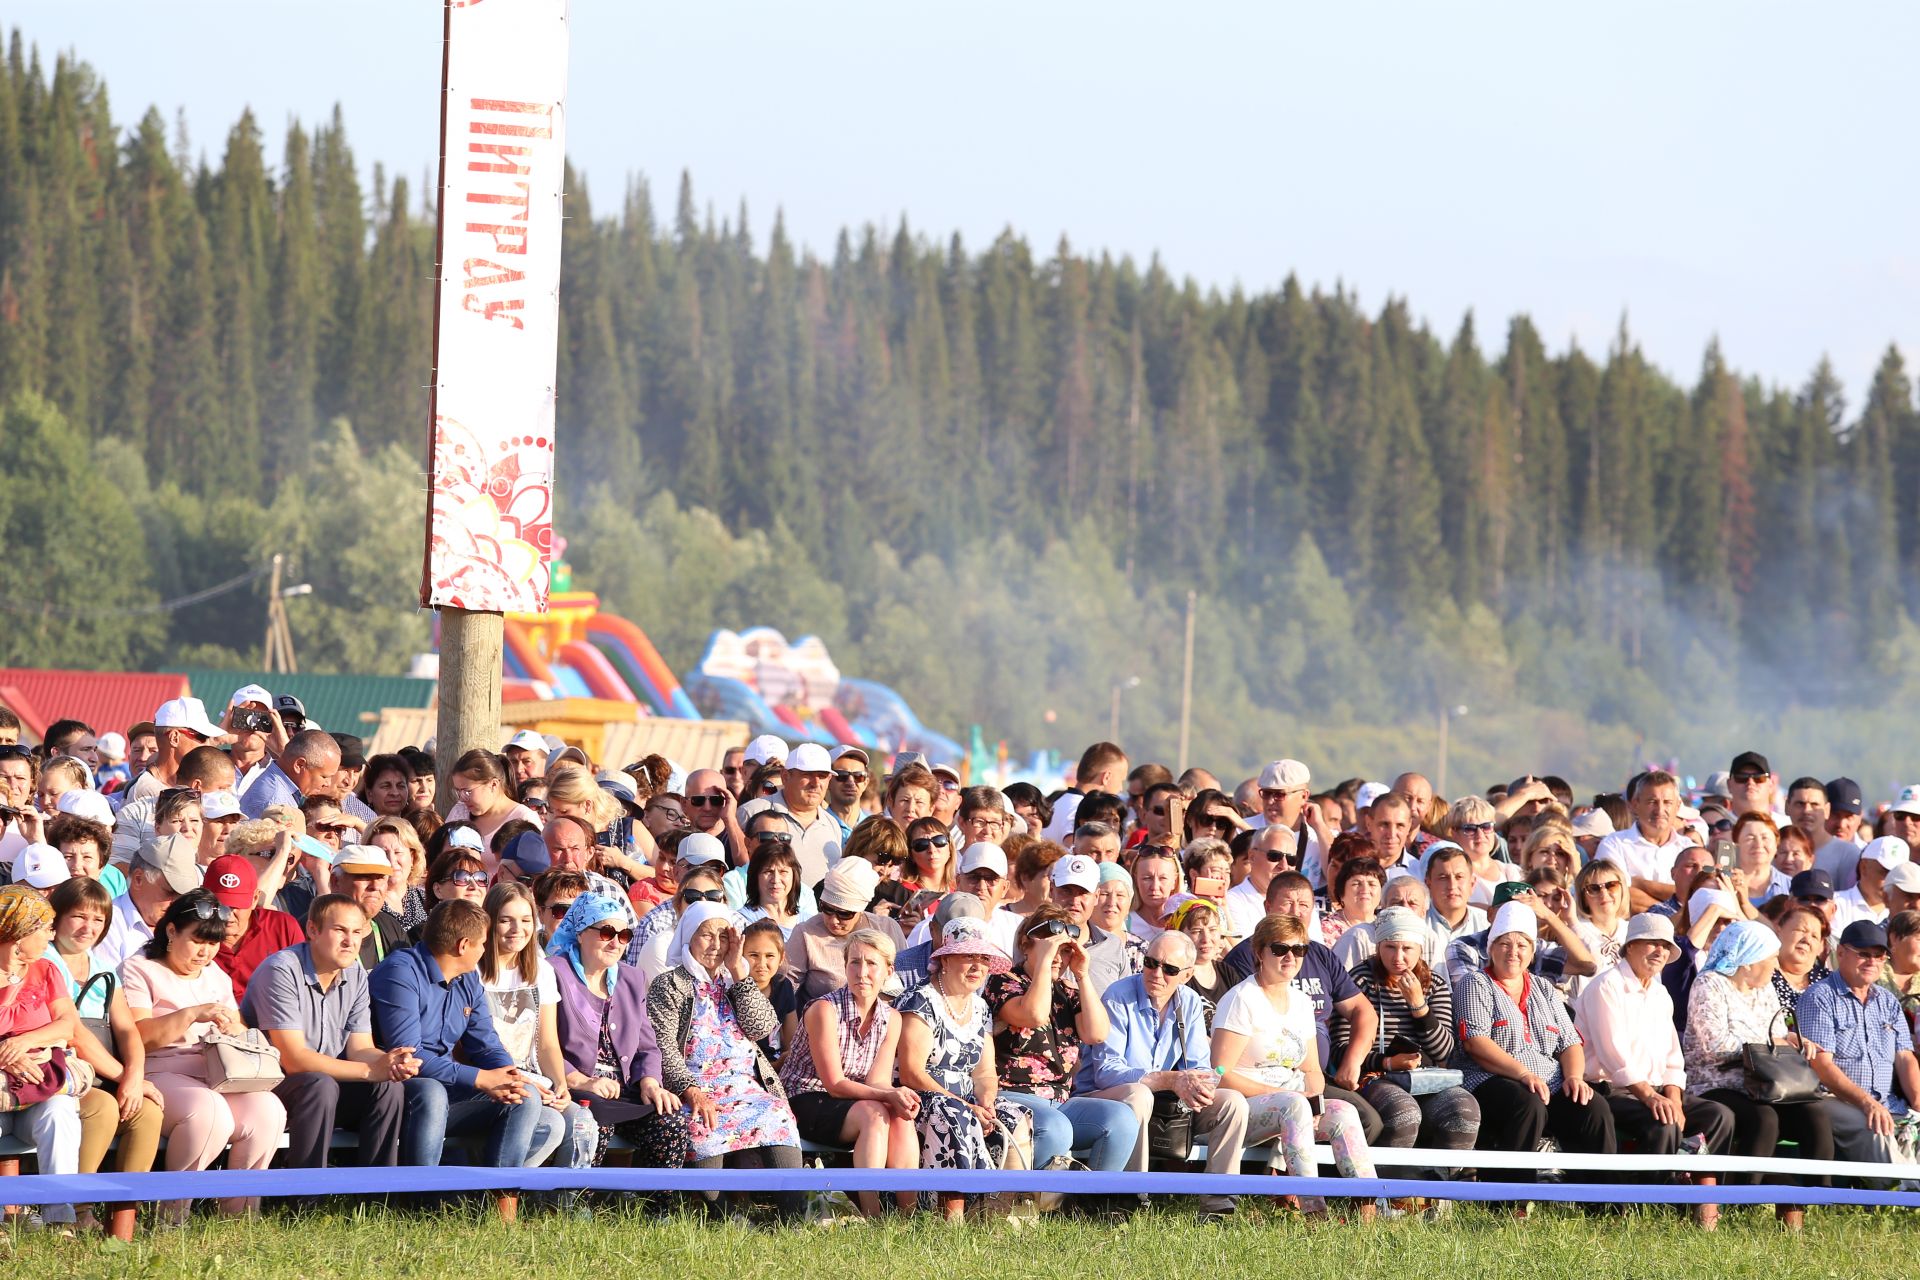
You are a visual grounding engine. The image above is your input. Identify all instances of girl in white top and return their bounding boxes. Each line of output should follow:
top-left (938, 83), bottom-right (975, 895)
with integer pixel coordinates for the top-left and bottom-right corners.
top-left (1569, 860), bottom-right (1630, 998)
top-left (1210, 913), bottom-right (1375, 1219)
top-left (479, 882), bottom-right (580, 1167)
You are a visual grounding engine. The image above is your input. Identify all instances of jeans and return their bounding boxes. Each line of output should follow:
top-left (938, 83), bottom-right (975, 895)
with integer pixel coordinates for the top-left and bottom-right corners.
top-left (1054, 1095), bottom-right (1142, 1172)
top-left (1001, 1092), bottom-right (1071, 1167)
top-left (526, 1101), bottom-right (594, 1168)
top-left (400, 1076), bottom-right (542, 1167)
top-left (0, 1097), bottom-right (81, 1224)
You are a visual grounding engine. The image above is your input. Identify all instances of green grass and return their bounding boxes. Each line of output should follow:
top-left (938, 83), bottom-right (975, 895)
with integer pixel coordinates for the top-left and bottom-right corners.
top-left (4, 1200), bottom-right (1917, 1279)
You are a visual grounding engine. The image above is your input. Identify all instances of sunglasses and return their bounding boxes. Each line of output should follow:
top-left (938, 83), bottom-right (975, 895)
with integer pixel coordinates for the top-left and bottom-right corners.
top-left (591, 925), bottom-right (636, 945)
top-left (313, 823), bottom-right (354, 836)
top-left (1265, 942), bottom-right (1309, 959)
top-left (1707, 818), bottom-right (1733, 833)
top-left (910, 835), bottom-right (950, 853)
top-left (938, 780), bottom-right (960, 793)
top-left (545, 900), bottom-right (578, 920)
top-left (186, 900), bottom-right (235, 922)
top-left (1197, 814), bottom-right (1233, 829)
top-left (1141, 956), bottom-right (1188, 977)
top-left (1265, 848), bottom-right (1299, 865)
top-left (1583, 881), bottom-right (1622, 895)
top-left (873, 854), bottom-right (905, 868)
top-left (440, 870), bottom-right (488, 888)
top-left (680, 888), bottom-right (726, 905)
top-left (1025, 918), bottom-right (1073, 941)
top-left (1150, 805), bottom-right (1169, 817)
top-left (833, 771), bottom-right (868, 785)
top-left (1457, 822), bottom-right (1495, 835)
top-left (760, 780), bottom-right (783, 795)
top-left (688, 794), bottom-right (728, 808)
top-left (752, 831), bottom-right (793, 846)
top-left (524, 796), bottom-right (549, 811)
top-left (1729, 772), bottom-right (1766, 784)
top-left (820, 904), bottom-right (859, 922)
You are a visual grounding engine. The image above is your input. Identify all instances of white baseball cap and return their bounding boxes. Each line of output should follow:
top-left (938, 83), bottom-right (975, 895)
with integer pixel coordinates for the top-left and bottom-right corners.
top-left (1049, 855), bottom-right (1099, 893)
top-left (1883, 862), bottom-right (1920, 895)
top-left (154, 696), bottom-right (223, 739)
top-left (958, 843), bottom-right (1008, 878)
top-left (1354, 781), bottom-right (1391, 810)
top-left (505, 729), bottom-right (548, 754)
top-left (1258, 759), bottom-right (1311, 791)
top-left (228, 684), bottom-right (273, 709)
top-left (54, 789), bottom-right (116, 828)
top-left (743, 735), bottom-right (789, 767)
top-left (677, 832), bottom-right (728, 868)
top-left (95, 731), bottom-right (127, 762)
top-left (444, 826), bottom-right (486, 853)
top-left (200, 790), bottom-right (242, 822)
top-left (334, 844), bottom-right (394, 875)
top-left (786, 743), bottom-right (832, 774)
top-left (16, 842), bottom-right (69, 891)
top-left (1862, 836), bottom-right (1911, 871)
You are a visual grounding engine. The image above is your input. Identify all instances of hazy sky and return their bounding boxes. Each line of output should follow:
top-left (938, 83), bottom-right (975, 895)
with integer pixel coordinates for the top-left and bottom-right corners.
top-left (15, 1), bottom-right (1916, 406)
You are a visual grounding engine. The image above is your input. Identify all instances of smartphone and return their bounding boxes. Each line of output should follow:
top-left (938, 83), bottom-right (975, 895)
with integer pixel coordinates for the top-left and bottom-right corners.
top-left (1192, 875), bottom-right (1227, 901)
top-left (1711, 839), bottom-right (1737, 870)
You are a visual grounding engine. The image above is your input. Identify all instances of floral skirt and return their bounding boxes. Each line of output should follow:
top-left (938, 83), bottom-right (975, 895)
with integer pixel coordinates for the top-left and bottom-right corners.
top-left (913, 1092), bottom-right (1032, 1171)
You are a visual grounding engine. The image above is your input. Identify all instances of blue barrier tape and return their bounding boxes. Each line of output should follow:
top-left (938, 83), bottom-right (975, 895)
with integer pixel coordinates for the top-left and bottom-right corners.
top-left (1, 1166), bottom-right (1916, 1208)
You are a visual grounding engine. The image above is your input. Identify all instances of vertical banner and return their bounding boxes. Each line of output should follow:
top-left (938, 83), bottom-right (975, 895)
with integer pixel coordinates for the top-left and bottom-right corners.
top-left (421, 0), bottom-right (570, 613)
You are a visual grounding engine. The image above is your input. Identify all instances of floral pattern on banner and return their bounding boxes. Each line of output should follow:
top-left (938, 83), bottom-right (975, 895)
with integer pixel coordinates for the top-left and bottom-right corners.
top-left (424, 412), bottom-right (554, 612)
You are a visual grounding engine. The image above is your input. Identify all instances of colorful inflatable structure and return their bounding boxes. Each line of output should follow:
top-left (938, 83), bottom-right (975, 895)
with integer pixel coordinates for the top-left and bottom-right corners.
top-left (490, 583), bottom-right (959, 763)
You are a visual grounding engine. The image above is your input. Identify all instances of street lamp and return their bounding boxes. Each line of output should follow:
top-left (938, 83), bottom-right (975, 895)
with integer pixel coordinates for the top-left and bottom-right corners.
top-left (1437, 704), bottom-right (1469, 800)
top-left (1109, 676), bottom-right (1141, 743)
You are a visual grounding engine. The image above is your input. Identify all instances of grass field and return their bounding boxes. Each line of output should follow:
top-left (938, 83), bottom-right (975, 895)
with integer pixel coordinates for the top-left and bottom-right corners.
top-left (4, 1199), bottom-right (1916, 1279)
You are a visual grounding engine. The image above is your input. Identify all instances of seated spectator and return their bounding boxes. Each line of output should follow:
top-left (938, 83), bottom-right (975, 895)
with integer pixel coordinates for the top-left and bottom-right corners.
top-left (1334, 907), bottom-right (1479, 1169)
top-left (896, 918), bottom-right (1033, 1222)
top-left (1324, 856), bottom-right (1385, 948)
top-left (531, 868), bottom-right (589, 944)
top-left (1048, 855), bottom-right (1134, 997)
top-left (894, 891), bottom-right (985, 992)
top-left (1448, 796), bottom-right (1520, 905)
top-left (1683, 918), bottom-right (1836, 1231)
top-left (1762, 900), bottom-right (1830, 1013)
top-left (1078, 930), bottom-right (1249, 1221)
top-left (408, 847), bottom-right (489, 943)
top-left (363, 816), bottom-right (429, 932)
top-left (1445, 881), bottom-right (1597, 992)
top-left (370, 899), bottom-right (546, 1168)
top-left (739, 919), bottom-right (799, 1064)
top-left (46, 812), bottom-right (126, 899)
top-left (44, 877), bottom-right (164, 1191)
top-left (478, 883), bottom-right (581, 1168)
top-left (1731, 813), bottom-right (1793, 907)
top-left (240, 894), bottom-right (412, 1169)
top-left (444, 749), bottom-right (541, 848)
top-left (357, 754), bottom-right (415, 821)
top-left (1169, 897), bottom-right (1232, 1008)
top-left (782, 858), bottom-right (905, 1005)
top-left (1211, 913), bottom-right (1376, 1219)
top-left (1797, 920), bottom-right (1920, 1162)
top-left (1332, 874), bottom-right (1428, 969)
top-left (1573, 913), bottom-right (1733, 1225)
top-left (1423, 845), bottom-right (1488, 960)
top-left (95, 833), bottom-right (201, 969)
top-left (206, 854), bottom-right (304, 992)
top-left (123, 888), bottom-right (289, 1221)
top-left (633, 861), bottom-right (728, 985)
top-left (0, 885), bottom-right (84, 1234)
top-left (838, 816), bottom-right (912, 922)
top-left (330, 844), bottom-right (409, 968)
top-left (730, 835), bottom-right (809, 939)
top-left (1572, 859), bottom-right (1632, 983)
top-left (778, 927), bottom-right (918, 1217)
top-left (1884, 909), bottom-right (1920, 1041)
top-left (1004, 837), bottom-right (1066, 920)
top-left (647, 902), bottom-right (804, 1217)
top-left (546, 891), bottom-right (692, 1171)
top-left (1456, 902), bottom-right (1615, 1182)
top-left (636, 831), bottom-right (728, 945)
top-left (1832, 837), bottom-right (1909, 936)
top-left (987, 907), bottom-right (1138, 1184)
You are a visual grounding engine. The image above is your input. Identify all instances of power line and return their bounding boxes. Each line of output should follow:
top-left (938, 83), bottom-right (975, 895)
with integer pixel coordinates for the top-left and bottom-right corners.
top-left (0, 562), bottom-right (274, 618)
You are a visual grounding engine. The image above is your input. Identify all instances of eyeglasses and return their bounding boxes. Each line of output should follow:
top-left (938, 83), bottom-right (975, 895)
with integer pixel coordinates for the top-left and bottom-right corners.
top-left (1457, 822), bottom-right (1495, 836)
top-left (680, 888), bottom-right (726, 905)
top-left (1265, 942), bottom-right (1309, 959)
top-left (910, 835), bottom-right (950, 853)
top-left (440, 870), bottom-right (488, 888)
top-left (820, 905), bottom-right (859, 922)
top-left (591, 925), bottom-right (636, 945)
top-left (186, 900), bottom-right (235, 922)
top-left (938, 780), bottom-right (960, 793)
top-left (752, 831), bottom-right (793, 847)
top-left (1141, 956), bottom-right (1188, 977)
top-left (688, 794), bottom-right (728, 808)
top-left (1583, 881), bottom-right (1622, 895)
top-left (545, 900), bottom-right (578, 920)
top-left (833, 770), bottom-right (867, 786)
top-left (1259, 788), bottom-right (1301, 801)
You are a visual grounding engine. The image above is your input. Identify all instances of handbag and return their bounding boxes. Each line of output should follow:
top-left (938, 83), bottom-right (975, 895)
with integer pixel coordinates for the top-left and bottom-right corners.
top-left (0, 1043), bottom-right (95, 1110)
top-left (202, 1027), bottom-right (285, 1094)
top-left (1146, 1003), bottom-right (1197, 1162)
top-left (1741, 1009), bottom-right (1822, 1105)
top-left (75, 969), bottom-right (117, 1051)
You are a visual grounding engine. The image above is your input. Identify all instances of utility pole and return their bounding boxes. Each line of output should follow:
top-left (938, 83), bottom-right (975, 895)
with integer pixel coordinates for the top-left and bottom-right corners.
top-left (1176, 590), bottom-right (1196, 773)
top-left (263, 554), bottom-right (301, 674)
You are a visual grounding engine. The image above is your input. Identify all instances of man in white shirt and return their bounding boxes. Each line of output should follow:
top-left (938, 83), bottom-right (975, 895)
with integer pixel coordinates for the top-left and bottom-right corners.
top-left (224, 684), bottom-right (281, 798)
top-left (1573, 913), bottom-right (1733, 1167)
top-left (1422, 846), bottom-right (1487, 962)
top-left (1225, 825), bottom-right (1296, 939)
top-left (95, 833), bottom-right (202, 968)
top-left (738, 742), bottom-right (842, 886)
top-left (1833, 837), bottom-right (1909, 935)
top-left (1592, 771), bottom-right (1695, 912)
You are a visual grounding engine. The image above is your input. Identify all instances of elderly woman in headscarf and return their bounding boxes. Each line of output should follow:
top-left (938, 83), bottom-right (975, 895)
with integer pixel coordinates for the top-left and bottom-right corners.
top-left (0, 885), bottom-right (84, 1233)
top-left (645, 901), bottom-right (803, 1217)
top-left (1454, 901), bottom-right (1616, 1181)
top-left (547, 891), bottom-right (692, 1172)
top-left (1333, 906), bottom-right (1479, 1173)
top-left (1682, 919), bottom-right (1836, 1231)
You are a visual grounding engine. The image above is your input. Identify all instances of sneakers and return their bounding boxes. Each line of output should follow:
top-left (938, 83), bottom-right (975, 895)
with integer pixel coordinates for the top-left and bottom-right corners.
top-left (1197, 1195), bottom-right (1236, 1224)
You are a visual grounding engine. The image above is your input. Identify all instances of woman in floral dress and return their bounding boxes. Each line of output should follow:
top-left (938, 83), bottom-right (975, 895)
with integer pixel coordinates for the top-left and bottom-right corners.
top-left (646, 901), bottom-right (802, 1217)
top-left (897, 917), bottom-right (1032, 1220)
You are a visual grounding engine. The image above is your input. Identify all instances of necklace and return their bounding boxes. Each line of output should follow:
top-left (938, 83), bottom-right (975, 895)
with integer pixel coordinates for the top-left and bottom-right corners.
top-left (937, 979), bottom-right (971, 1022)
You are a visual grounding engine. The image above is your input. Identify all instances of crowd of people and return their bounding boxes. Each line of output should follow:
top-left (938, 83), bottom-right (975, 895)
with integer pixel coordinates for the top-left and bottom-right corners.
top-left (0, 694), bottom-right (1916, 1234)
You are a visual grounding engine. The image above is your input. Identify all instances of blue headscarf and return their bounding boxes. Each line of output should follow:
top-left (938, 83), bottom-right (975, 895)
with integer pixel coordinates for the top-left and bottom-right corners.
top-left (1700, 919), bottom-right (1781, 977)
top-left (546, 890), bottom-right (631, 988)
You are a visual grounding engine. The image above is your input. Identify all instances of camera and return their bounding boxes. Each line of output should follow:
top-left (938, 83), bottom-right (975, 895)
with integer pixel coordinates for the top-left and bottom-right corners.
top-left (230, 709), bottom-right (274, 734)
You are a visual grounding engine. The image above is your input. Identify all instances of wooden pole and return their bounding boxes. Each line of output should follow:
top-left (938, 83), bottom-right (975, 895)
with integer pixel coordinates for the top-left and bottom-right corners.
top-left (264, 554), bottom-right (284, 673)
top-left (1436, 703), bottom-right (1450, 802)
top-left (435, 607), bottom-right (502, 811)
top-left (1176, 590), bottom-right (1196, 774)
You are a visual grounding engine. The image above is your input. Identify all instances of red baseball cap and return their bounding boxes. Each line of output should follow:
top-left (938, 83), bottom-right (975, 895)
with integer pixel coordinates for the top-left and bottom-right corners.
top-left (203, 854), bottom-right (258, 909)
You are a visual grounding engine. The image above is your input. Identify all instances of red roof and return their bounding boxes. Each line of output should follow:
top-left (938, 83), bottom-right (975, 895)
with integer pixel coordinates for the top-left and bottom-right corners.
top-left (0, 669), bottom-right (190, 742)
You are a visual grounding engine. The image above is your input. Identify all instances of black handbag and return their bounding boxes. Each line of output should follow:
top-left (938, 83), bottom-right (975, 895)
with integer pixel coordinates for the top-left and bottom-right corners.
top-left (1742, 1008), bottom-right (1822, 1104)
top-left (75, 969), bottom-right (116, 1051)
top-left (1146, 1004), bottom-right (1197, 1162)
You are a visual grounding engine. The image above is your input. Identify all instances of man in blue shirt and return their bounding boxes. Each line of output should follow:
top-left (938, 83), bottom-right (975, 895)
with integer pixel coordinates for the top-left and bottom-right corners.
top-left (240, 728), bottom-right (341, 820)
top-left (369, 898), bottom-right (545, 1167)
top-left (1080, 932), bottom-right (1249, 1220)
top-left (1799, 920), bottom-right (1920, 1162)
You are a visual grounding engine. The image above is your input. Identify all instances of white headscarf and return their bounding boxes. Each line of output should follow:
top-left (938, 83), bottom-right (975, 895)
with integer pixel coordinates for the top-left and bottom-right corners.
top-left (667, 900), bottom-right (732, 986)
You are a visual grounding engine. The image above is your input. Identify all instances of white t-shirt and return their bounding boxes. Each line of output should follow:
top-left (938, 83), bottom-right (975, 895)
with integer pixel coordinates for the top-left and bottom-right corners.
top-left (480, 955), bottom-right (560, 1078)
top-left (1592, 824), bottom-right (1694, 885)
top-left (94, 893), bottom-right (156, 971)
top-left (1224, 879), bottom-right (1266, 939)
top-left (1213, 976), bottom-right (1314, 1092)
top-left (1831, 888), bottom-right (1888, 937)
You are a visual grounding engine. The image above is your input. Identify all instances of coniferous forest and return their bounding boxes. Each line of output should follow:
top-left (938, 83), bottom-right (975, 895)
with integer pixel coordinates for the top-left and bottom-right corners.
top-left (3, 38), bottom-right (1919, 791)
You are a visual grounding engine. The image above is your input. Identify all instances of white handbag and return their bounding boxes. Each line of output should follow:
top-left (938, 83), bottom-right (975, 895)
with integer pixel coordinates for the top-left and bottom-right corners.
top-left (202, 1028), bottom-right (285, 1094)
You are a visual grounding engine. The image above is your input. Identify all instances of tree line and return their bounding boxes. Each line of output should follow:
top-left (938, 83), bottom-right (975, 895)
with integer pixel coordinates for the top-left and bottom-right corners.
top-left (3, 35), bottom-right (1918, 789)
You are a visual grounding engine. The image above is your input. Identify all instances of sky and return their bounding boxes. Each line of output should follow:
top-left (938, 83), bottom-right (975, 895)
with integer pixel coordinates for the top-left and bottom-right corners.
top-left (13, 1), bottom-right (1917, 407)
